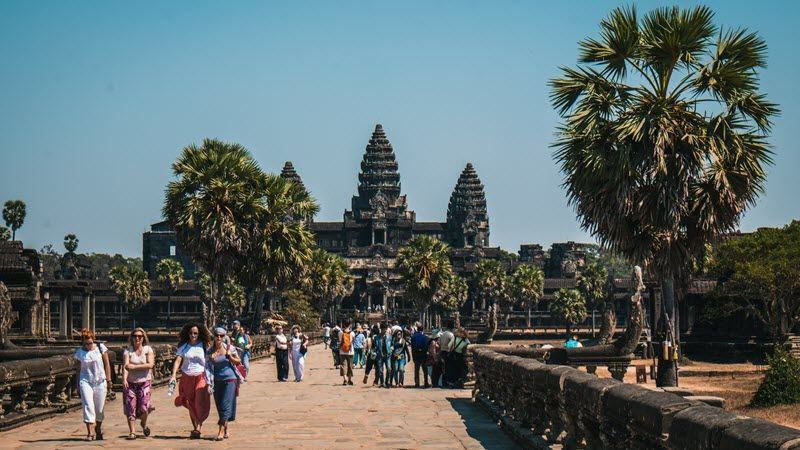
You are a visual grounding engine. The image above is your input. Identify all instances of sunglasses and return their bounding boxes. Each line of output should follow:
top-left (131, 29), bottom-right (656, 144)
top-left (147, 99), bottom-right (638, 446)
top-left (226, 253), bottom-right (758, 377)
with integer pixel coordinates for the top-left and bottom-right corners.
top-left (190, 332), bottom-right (199, 336)
top-left (216, 334), bottom-right (225, 338)
top-left (133, 335), bottom-right (144, 339)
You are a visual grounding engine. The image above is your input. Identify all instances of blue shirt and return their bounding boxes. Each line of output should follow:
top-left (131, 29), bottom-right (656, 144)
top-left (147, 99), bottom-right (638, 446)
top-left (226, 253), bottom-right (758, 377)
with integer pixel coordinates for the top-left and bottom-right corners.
top-left (207, 347), bottom-right (239, 381)
top-left (565, 339), bottom-right (581, 349)
top-left (353, 333), bottom-right (366, 349)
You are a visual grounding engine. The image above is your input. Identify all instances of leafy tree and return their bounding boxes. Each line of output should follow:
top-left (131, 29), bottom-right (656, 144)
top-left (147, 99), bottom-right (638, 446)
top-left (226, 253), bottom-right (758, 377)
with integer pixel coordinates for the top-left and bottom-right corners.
top-left (155, 258), bottom-right (185, 328)
top-left (281, 289), bottom-right (320, 332)
top-left (549, 288), bottom-right (588, 336)
top-left (474, 259), bottom-right (513, 323)
top-left (63, 234), bottom-right (79, 253)
top-left (109, 264), bottom-right (151, 328)
top-left (300, 249), bottom-right (353, 324)
top-left (0, 282), bottom-right (16, 348)
top-left (0, 226), bottom-right (10, 241)
top-left (577, 262), bottom-right (610, 340)
top-left (397, 236), bottom-right (455, 324)
top-left (709, 222), bottom-right (800, 344)
top-left (584, 244), bottom-right (632, 278)
top-left (2, 200), bottom-right (26, 240)
top-left (511, 264), bottom-right (544, 328)
top-left (217, 281), bottom-right (247, 326)
top-left (433, 273), bottom-right (468, 313)
top-left (550, 5), bottom-right (778, 386)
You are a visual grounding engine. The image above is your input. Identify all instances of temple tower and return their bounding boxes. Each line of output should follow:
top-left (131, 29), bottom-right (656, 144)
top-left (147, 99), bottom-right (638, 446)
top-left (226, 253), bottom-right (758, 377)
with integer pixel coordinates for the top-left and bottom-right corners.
top-left (350, 124), bottom-right (408, 219)
top-left (280, 161), bottom-right (307, 193)
top-left (446, 163), bottom-right (490, 248)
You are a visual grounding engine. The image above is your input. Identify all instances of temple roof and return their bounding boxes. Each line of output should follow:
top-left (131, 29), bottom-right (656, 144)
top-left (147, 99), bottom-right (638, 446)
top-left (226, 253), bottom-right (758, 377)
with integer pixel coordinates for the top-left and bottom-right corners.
top-left (412, 222), bottom-right (446, 232)
top-left (447, 162), bottom-right (488, 226)
top-left (280, 161), bottom-right (307, 193)
top-left (0, 241), bottom-right (28, 271)
top-left (310, 222), bottom-right (344, 232)
top-left (356, 124), bottom-right (401, 203)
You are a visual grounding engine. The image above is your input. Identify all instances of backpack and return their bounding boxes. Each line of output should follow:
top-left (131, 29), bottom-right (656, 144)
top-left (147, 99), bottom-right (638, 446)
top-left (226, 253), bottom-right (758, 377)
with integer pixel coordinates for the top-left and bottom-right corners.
top-left (330, 329), bottom-right (340, 350)
top-left (368, 336), bottom-right (378, 360)
top-left (341, 331), bottom-right (352, 353)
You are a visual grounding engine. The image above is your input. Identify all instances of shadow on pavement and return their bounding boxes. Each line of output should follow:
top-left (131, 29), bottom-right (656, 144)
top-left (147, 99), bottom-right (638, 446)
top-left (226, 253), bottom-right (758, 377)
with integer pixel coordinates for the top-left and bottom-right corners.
top-left (446, 397), bottom-right (522, 450)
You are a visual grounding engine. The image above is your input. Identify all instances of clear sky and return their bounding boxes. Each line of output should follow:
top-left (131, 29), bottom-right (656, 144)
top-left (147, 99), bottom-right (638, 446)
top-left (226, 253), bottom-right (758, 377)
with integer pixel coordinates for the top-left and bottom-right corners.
top-left (1, 1), bottom-right (797, 257)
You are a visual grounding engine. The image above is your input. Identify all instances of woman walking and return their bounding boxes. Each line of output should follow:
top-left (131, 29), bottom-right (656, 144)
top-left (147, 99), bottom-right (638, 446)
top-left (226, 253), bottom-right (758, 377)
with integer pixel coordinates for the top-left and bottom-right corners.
top-left (448, 327), bottom-right (471, 388)
top-left (353, 325), bottom-right (366, 368)
top-left (426, 332), bottom-right (442, 388)
top-left (390, 329), bottom-right (410, 388)
top-left (73, 329), bottom-right (112, 441)
top-left (207, 327), bottom-right (242, 441)
top-left (289, 325), bottom-right (309, 381)
top-left (170, 323), bottom-right (212, 439)
top-left (122, 327), bottom-right (155, 439)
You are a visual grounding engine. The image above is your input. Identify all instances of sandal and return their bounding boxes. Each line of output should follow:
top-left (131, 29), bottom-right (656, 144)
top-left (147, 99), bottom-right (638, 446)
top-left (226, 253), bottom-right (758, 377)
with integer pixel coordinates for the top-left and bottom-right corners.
top-left (214, 435), bottom-right (224, 441)
top-left (190, 430), bottom-right (201, 439)
top-left (85, 435), bottom-right (95, 441)
top-left (126, 433), bottom-right (137, 440)
top-left (143, 426), bottom-right (150, 437)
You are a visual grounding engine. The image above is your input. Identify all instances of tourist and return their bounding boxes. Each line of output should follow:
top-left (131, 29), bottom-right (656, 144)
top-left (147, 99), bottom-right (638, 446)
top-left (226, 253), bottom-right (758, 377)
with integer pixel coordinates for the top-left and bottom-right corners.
top-left (565, 335), bottom-right (583, 348)
top-left (170, 322), bottom-right (212, 439)
top-left (231, 320), bottom-right (252, 375)
top-left (339, 319), bottom-right (355, 385)
top-left (390, 328), bottom-right (411, 387)
top-left (362, 324), bottom-right (382, 386)
top-left (439, 321), bottom-right (455, 386)
top-left (122, 327), bottom-right (154, 440)
top-left (73, 328), bottom-right (112, 441)
top-left (274, 325), bottom-right (289, 381)
top-left (411, 322), bottom-right (430, 388)
top-left (353, 324), bottom-right (366, 368)
top-left (322, 323), bottom-right (331, 349)
top-left (377, 323), bottom-right (392, 387)
top-left (207, 327), bottom-right (242, 441)
top-left (426, 331), bottom-right (443, 388)
top-left (448, 327), bottom-right (471, 388)
top-left (290, 325), bottom-right (309, 381)
top-left (330, 323), bottom-right (342, 368)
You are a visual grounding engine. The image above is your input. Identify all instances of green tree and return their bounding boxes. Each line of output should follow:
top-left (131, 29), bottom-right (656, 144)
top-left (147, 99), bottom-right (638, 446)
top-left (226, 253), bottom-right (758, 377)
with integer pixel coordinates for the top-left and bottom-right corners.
top-left (0, 226), bottom-right (10, 241)
top-left (218, 281), bottom-right (247, 326)
top-left (300, 249), bottom-right (353, 324)
top-left (550, 5), bottom-right (778, 386)
top-left (577, 262), bottom-right (610, 340)
top-left (709, 222), bottom-right (800, 344)
top-left (0, 282), bottom-right (16, 348)
top-left (474, 259), bottom-right (513, 325)
top-left (549, 288), bottom-right (588, 336)
top-left (511, 264), bottom-right (545, 328)
top-left (109, 264), bottom-right (151, 328)
top-left (2, 200), bottom-right (26, 241)
top-left (397, 236), bottom-right (455, 325)
top-left (281, 289), bottom-right (320, 332)
top-left (155, 258), bottom-right (185, 328)
top-left (63, 234), bottom-right (79, 253)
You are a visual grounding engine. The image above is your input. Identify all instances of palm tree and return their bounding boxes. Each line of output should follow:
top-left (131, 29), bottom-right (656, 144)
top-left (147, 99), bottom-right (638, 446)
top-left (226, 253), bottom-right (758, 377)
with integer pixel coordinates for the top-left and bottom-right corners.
top-left (155, 258), bottom-right (184, 328)
top-left (63, 234), bottom-right (79, 253)
top-left (577, 262), bottom-right (609, 339)
top-left (474, 259), bottom-right (513, 325)
top-left (397, 236), bottom-right (454, 325)
top-left (2, 200), bottom-right (26, 241)
top-left (0, 226), bottom-right (10, 241)
top-left (218, 281), bottom-right (247, 325)
top-left (550, 5), bottom-right (778, 386)
top-left (164, 138), bottom-right (264, 327)
top-left (109, 265), bottom-right (151, 328)
top-left (432, 273), bottom-right (468, 327)
top-left (511, 264), bottom-right (544, 328)
top-left (300, 249), bottom-right (353, 325)
top-left (550, 288), bottom-right (588, 336)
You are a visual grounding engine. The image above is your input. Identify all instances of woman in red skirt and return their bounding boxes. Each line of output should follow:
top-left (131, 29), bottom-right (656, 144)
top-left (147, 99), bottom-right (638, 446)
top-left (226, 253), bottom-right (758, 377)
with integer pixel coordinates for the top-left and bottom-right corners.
top-left (170, 322), bottom-right (212, 439)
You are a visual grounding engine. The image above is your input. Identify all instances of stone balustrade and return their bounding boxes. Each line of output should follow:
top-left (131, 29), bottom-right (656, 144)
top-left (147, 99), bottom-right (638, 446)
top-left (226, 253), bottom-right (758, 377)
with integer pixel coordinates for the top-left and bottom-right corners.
top-left (471, 346), bottom-right (800, 449)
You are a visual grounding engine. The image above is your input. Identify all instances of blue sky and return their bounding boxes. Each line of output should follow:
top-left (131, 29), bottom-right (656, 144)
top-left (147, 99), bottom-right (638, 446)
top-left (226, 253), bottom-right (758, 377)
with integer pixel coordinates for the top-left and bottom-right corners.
top-left (1, 1), bottom-right (798, 257)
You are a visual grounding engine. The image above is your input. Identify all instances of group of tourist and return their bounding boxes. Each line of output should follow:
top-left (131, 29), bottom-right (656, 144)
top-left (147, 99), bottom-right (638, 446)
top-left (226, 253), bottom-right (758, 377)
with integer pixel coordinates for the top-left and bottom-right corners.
top-left (272, 324), bottom-right (309, 381)
top-left (72, 320), bottom-right (252, 442)
top-left (322, 319), bottom-right (470, 388)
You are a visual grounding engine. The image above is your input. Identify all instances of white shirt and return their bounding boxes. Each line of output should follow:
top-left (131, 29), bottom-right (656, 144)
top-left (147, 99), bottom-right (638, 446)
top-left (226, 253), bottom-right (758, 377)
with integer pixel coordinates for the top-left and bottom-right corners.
top-left (439, 330), bottom-right (454, 352)
top-left (323, 326), bottom-right (331, 337)
top-left (74, 343), bottom-right (108, 384)
top-left (177, 342), bottom-right (207, 376)
top-left (275, 333), bottom-right (288, 351)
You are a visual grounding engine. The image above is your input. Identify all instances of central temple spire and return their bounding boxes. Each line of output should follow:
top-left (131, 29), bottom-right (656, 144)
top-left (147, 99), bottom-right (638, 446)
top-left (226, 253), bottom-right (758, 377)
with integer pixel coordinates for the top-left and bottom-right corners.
top-left (356, 124), bottom-right (401, 203)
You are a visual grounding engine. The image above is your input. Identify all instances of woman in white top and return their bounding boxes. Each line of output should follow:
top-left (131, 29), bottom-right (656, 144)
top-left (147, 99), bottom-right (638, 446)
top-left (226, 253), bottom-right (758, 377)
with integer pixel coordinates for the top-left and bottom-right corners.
top-left (73, 328), bottom-right (112, 441)
top-left (169, 322), bottom-right (212, 439)
top-left (122, 327), bottom-right (155, 440)
top-left (289, 325), bottom-right (309, 382)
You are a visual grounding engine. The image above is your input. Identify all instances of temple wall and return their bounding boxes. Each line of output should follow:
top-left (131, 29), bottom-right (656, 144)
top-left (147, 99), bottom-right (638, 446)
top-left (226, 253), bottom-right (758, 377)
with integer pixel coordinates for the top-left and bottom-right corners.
top-left (471, 346), bottom-right (800, 449)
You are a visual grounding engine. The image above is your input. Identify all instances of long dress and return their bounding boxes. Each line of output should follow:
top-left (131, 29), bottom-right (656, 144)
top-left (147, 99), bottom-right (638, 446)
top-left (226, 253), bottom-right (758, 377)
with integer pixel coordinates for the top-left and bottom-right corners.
top-left (290, 336), bottom-right (305, 381)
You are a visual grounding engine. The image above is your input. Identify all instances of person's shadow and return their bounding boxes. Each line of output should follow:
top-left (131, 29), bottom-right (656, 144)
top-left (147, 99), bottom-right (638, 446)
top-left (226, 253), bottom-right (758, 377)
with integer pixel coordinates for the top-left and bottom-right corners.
top-left (445, 397), bottom-right (523, 450)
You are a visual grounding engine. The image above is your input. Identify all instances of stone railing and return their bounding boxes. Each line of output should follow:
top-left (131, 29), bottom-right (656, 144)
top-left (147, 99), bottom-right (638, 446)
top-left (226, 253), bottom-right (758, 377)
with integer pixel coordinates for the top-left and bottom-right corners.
top-left (471, 346), bottom-right (800, 449)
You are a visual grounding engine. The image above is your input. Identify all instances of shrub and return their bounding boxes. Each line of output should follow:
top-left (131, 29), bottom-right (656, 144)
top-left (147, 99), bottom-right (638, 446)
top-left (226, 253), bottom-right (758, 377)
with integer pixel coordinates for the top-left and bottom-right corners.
top-left (750, 346), bottom-right (800, 407)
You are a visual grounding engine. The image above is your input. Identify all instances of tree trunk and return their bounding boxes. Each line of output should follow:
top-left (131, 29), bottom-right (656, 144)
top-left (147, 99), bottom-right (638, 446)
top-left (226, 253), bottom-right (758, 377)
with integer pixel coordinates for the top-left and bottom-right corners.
top-left (526, 302), bottom-right (532, 329)
top-left (212, 274), bottom-right (224, 329)
top-left (252, 290), bottom-right (265, 334)
top-left (656, 276), bottom-right (678, 387)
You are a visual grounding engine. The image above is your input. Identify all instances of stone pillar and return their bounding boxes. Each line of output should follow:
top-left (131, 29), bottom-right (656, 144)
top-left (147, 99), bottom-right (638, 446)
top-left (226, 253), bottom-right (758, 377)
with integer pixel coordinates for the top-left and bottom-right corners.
top-left (43, 291), bottom-right (51, 339)
top-left (82, 294), bottom-right (90, 331)
top-left (59, 294), bottom-right (68, 340)
top-left (90, 295), bottom-right (96, 333)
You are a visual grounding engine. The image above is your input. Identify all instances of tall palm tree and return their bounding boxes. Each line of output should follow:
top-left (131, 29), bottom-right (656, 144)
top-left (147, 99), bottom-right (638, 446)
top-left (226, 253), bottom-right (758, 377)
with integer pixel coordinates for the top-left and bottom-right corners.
top-left (577, 262), bottom-right (611, 341)
top-left (155, 258), bottom-right (184, 328)
top-left (550, 5), bottom-right (778, 386)
top-left (164, 138), bottom-right (264, 326)
top-left (300, 249), bottom-right (353, 324)
top-left (550, 288), bottom-right (588, 336)
top-left (63, 234), bottom-right (79, 253)
top-left (511, 264), bottom-right (544, 328)
top-left (397, 236), bottom-right (454, 325)
top-left (432, 273), bottom-right (468, 327)
top-left (109, 264), bottom-right (151, 328)
top-left (2, 200), bottom-right (26, 241)
top-left (474, 259), bottom-right (513, 321)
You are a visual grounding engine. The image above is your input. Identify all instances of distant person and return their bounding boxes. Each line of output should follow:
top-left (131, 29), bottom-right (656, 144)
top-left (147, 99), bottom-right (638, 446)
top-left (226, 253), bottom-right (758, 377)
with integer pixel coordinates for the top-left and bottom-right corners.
top-left (207, 327), bottom-right (242, 441)
top-left (353, 325), bottom-right (366, 368)
top-left (122, 327), bottom-right (155, 440)
top-left (339, 320), bottom-right (356, 385)
top-left (322, 323), bottom-right (331, 349)
top-left (330, 323), bottom-right (342, 368)
top-left (290, 325), bottom-right (309, 381)
top-left (274, 325), bottom-right (289, 381)
top-left (565, 335), bottom-right (583, 349)
top-left (439, 321), bottom-right (455, 386)
top-left (390, 329), bottom-right (411, 387)
top-left (426, 331), bottom-right (443, 388)
top-left (170, 323), bottom-right (212, 439)
top-left (231, 320), bottom-right (252, 375)
top-left (411, 323), bottom-right (430, 388)
top-left (447, 327), bottom-right (471, 388)
top-left (74, 328), bottom-right (112, 441)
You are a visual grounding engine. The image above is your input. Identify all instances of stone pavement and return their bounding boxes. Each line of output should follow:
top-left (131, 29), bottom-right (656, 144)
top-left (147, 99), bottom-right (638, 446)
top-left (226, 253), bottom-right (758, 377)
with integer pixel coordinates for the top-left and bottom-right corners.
top-left (2, 345), bottom-right (520, 449)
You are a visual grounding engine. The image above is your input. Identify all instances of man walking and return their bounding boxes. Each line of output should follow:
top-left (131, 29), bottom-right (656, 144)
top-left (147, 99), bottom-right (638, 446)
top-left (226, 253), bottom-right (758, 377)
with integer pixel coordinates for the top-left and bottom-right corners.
top-left (411, 323), bottom-right (430, 388)
top-left (339, 320), bottom-right (355, 385)
top-left (274, 325), bottom-right (289, 381)
top-left (439, 320), bottom-right (455, 387)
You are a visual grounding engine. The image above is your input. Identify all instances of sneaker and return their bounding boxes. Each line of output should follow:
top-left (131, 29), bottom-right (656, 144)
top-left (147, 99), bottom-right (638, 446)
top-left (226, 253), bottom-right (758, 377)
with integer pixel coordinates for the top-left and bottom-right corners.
top-left (343, 380), bottom-right (347, 386)
top-left (347, 380), bottom-right (354, 385)
top-left (363, 375), bottom-right (368, 384)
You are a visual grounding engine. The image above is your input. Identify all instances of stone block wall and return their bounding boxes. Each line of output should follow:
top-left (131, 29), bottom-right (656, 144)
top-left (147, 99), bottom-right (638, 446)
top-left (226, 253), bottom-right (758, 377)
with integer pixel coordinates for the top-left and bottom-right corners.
top-left (471, 346), bottom-right (800, 449)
